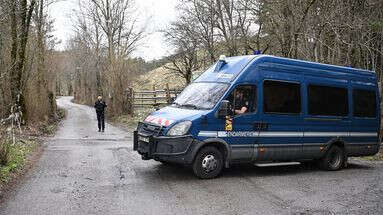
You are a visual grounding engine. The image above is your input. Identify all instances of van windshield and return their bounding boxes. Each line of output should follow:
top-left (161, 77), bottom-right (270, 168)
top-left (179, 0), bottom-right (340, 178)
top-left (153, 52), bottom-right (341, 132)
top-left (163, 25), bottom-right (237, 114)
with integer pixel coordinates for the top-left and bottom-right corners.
top-left (173, 83), bottom-right (229, 110)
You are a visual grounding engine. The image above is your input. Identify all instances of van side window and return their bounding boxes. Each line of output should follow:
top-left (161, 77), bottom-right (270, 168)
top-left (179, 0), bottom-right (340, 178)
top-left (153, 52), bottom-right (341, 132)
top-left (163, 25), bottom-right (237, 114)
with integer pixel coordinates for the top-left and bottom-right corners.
top-left (308, 85), bottom-right (348, 116)
top-left (227, 85), bottom-right (257, 115)
top-left (353, 89), bottom-right (376, 118)
top-left (263, 80), bottom-right (301, 114)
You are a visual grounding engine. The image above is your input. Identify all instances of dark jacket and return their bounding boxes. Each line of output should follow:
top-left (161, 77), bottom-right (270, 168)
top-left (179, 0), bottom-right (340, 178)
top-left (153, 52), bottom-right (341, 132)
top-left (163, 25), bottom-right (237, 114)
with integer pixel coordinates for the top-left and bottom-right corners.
top-left (95, 100), bottom-right (107, 113)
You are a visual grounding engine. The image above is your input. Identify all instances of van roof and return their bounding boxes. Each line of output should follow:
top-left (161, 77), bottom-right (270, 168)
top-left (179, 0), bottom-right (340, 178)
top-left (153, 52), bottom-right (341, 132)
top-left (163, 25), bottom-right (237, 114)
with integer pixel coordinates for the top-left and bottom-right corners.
top-left (194, 55), bottom-right (255, 83)
top-left (253, 55), bottom-right (375, 76)
top-left (194, 55), bottom-right (375, 84)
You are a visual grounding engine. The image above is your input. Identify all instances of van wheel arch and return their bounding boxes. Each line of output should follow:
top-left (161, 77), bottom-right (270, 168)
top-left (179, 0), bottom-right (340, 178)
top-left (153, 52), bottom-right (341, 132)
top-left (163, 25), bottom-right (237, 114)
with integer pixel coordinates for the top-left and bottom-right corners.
top-left (192, 139), bottom-right (231, 168)
top-left (329, 140), bottom-right (348, 167)
top-left (320, 141), bottom-right (347, 170)
top-left (325, 140), bottom-right (346, 154)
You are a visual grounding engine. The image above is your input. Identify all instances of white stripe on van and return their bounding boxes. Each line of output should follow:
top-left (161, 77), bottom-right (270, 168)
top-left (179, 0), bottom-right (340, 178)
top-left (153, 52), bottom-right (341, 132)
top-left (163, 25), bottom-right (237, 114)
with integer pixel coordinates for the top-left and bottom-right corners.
top-left (198, 131), bottom-right (377, 138)
top-left (259, 132), bottom-right (303, 137)
top-left (349, 132), bottom-right (378, 137)
top-left (198, 131), bottom-right (218, 137)
top-left (217, 131), bottom-right (227, 137)
top-left (304, 132), bottom-right (349, 137)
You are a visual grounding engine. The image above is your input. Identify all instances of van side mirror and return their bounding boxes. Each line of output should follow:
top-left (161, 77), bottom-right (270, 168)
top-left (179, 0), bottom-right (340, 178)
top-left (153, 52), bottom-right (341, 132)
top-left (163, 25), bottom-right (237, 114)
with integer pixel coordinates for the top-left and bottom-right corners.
top-left (217, 100), bottom-right (230, 118)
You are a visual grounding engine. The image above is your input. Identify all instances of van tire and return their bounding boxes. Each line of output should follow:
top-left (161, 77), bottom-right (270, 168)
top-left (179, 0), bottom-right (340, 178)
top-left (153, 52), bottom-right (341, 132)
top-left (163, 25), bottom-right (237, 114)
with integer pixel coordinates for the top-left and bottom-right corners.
top-left (319, 145), bottom-right (345, 171)
top-left (192, 146), bottom-right (223, 179)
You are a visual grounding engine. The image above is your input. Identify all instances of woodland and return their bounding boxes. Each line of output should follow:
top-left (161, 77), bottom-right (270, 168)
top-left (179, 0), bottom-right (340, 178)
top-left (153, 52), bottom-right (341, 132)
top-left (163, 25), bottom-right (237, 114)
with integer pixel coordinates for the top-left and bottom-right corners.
top-left (0, 0), bottom-right (382, 121)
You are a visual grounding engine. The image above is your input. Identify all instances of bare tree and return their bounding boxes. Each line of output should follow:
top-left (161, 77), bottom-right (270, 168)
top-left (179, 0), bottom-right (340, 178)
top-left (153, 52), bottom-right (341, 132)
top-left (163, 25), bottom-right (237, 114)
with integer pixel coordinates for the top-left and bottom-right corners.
top-left (12, 0), bottom-right (37, 109)
top-left (182, 0), bottom-right (218, 63)
top-left (66, 0), bottom-right (147, 116)
top-left (88, 0), bottom-right (145, 61)
top-left (163, 16), bottom-right (204, 85)
top-left (0, 0), bottom-right (60, 125)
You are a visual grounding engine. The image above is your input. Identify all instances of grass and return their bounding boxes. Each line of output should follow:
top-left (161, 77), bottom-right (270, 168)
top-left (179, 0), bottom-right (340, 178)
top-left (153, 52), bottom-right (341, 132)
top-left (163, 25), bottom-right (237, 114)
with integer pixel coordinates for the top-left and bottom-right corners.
top-left (37, 108), bottom-right (66, 136)
top-left (0, 107), bottom-right (66, 190)
top-left (0, 138), bottom-right (39, 183)
top-left (132, 64), bottom-right (186, 90)
top-left (112, 108), bottom-right (155, 130)
top-left (360, 149), bottom-right (383, 161)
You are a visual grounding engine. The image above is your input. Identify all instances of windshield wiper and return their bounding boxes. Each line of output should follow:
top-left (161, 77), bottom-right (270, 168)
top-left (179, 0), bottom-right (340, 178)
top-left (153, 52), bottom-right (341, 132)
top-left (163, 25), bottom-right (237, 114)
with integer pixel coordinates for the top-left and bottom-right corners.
top-left (179, 104), bottom-right (199, 109)
top-left (172, 102), bottom-right (180, 106)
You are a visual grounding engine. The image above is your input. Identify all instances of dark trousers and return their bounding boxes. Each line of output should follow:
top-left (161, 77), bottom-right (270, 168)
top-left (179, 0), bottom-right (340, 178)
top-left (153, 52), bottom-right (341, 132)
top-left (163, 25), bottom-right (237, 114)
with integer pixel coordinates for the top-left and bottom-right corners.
top-left (97, 112), bottom-right (105, 131)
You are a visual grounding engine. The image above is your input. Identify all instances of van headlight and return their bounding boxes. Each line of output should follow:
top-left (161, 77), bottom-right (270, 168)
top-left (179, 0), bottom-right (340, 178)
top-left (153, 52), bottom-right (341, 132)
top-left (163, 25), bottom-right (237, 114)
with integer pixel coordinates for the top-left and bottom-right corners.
top-left (167, 121), bottom-right (192, 136)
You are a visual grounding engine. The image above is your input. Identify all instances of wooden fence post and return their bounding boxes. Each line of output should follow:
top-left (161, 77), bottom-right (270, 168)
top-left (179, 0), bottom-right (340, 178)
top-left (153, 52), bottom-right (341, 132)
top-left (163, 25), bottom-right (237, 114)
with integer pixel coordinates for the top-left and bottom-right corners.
top-left (153, 85), bottom-right (157, 106)
top-left (166, 83), bottom-right (171, 104)
top-left (141, 91), bottom-right (143, 108)
top-left (129, 87), bottom-right (134, 115)
top-left (153, 85), bottom-right (160, 110)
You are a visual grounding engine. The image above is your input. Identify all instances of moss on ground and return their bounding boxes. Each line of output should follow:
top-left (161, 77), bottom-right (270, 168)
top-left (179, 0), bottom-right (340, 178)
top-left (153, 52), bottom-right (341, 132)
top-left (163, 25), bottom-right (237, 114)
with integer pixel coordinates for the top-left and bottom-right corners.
top-left (0, 107), bottom-right (66, 189)
top-left (0, 139), bottom-right (39, 183)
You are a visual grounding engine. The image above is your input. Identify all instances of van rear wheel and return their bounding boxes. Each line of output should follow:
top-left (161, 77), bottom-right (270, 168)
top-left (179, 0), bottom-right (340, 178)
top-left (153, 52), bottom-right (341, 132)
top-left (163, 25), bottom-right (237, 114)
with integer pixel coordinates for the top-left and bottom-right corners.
top-left (319, 145), bottom-right (345, 171)
top-left (192, 146), bottom-right (223, 179)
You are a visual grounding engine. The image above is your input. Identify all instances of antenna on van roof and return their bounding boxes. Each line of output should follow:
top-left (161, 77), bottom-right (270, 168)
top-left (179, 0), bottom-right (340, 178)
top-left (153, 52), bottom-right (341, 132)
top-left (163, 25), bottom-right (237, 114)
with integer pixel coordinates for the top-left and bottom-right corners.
top-left (214, 55), bottom-right (227, 72)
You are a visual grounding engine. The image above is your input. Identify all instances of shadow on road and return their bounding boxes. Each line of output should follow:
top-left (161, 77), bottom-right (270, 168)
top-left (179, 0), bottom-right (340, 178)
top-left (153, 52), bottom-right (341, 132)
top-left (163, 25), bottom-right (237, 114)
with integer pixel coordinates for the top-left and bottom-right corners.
top-left (148, 161), bottom-right (374, 181)
top-left (225, 162), bottom-right (373, 178)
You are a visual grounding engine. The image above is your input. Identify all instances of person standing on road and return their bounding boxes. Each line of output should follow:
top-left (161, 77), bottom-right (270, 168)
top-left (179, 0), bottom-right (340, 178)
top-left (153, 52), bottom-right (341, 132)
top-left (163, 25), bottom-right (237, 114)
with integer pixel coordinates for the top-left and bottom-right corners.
top-left (95, 95), bottom-right (107, 132)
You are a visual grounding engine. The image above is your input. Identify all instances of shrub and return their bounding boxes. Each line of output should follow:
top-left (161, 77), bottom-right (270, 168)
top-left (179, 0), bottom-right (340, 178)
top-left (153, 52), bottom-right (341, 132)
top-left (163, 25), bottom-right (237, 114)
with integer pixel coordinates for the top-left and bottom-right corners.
top-left (0, 139), bottom-right (11, 166)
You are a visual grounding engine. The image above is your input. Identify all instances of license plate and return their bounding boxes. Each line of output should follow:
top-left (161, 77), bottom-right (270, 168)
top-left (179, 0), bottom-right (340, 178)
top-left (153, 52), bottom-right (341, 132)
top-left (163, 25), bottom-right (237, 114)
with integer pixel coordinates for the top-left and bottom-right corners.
top-left (138, 136), bottom-right (149, 143)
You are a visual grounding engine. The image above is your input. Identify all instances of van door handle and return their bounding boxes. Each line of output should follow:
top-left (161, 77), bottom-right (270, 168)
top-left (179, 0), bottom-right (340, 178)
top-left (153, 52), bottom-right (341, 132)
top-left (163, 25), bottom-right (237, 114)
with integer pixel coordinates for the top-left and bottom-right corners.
top-left (253, 122), bottom-right (268, 131)
top-left (253, 122), bottom-right (262, 130)
top-left (261, 122), bottom-right (269, 131)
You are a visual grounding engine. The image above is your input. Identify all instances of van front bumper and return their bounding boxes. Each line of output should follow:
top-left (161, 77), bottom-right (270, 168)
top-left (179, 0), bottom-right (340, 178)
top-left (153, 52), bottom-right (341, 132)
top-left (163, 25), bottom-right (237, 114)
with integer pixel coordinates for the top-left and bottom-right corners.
top-left (133, 131), bottom-right (196, 164)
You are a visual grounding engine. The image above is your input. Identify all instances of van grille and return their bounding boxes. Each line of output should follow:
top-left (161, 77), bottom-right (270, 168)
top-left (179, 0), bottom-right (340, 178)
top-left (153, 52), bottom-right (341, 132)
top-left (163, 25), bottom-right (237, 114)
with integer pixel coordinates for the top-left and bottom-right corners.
top-left (138, 122), bottom-right (163, 136)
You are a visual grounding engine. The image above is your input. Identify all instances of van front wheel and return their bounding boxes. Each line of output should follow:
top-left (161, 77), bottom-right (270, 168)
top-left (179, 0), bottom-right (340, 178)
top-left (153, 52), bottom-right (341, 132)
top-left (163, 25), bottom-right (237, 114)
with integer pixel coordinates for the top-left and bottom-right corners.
top-left (319, 145), bottom-right (345, 171)
top-left (192, 146), bottom-right (223, 179)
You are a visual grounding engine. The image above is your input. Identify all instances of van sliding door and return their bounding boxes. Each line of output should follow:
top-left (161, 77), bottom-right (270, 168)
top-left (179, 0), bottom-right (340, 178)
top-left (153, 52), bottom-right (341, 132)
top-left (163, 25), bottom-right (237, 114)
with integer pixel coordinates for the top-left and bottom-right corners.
top-left (302, 80), bottom-right (350, 159)
top-left (256, 76), bottom-right (304, 162)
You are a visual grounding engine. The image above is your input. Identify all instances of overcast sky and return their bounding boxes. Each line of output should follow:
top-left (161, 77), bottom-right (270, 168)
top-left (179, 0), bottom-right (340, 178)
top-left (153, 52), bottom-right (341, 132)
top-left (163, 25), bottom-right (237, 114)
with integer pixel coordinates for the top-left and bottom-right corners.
top-left (49, 0), bottom-right (178, 61)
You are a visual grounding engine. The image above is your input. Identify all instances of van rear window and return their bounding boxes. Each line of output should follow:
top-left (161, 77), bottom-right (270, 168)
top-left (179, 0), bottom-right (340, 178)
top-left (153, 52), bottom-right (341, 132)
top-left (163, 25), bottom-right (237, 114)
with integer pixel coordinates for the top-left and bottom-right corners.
top-left (308, 85), bottom-right (348, 116)
top-left (353, 89), bottom-right (376, 118)
top-left (263, 80), bottom-right (301, 114)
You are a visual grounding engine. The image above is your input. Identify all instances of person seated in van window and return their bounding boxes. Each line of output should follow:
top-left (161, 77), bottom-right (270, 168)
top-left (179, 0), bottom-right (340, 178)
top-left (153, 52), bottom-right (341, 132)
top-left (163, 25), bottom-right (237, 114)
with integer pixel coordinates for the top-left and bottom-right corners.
top-left (234, 90), bottom-right (249, 115)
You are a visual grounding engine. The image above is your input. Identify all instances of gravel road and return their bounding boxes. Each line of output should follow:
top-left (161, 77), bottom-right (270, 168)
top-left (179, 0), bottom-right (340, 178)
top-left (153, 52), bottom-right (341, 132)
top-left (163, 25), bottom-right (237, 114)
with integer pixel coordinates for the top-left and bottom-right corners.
top-left (1, 96), bottom-right (383, 215)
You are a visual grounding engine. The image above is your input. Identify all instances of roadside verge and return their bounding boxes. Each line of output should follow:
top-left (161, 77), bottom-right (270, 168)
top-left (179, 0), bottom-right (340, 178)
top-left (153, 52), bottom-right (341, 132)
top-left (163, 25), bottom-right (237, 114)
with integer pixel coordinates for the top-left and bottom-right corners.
top-left (108, 108), bottom-right (154, 132)
top-left (0, 108), bottom-right (66, 200)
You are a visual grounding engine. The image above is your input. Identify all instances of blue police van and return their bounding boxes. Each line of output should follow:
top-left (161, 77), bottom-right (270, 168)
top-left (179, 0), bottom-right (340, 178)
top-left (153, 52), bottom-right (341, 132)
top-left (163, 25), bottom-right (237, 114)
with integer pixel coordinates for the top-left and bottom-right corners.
top-left (134, 55), bottom-right (381, 179)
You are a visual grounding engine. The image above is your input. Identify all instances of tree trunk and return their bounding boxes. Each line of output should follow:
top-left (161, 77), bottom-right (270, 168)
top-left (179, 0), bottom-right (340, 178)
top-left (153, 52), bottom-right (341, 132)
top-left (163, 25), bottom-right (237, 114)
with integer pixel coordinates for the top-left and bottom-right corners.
top-left (14, 0), bottom-right (36, 120)
top-left (375, 32), bottom-right (382, 84)
top-left (10, 0), bottom-right (18, 104)
top-left (36, 0), bottom-right (51, 117)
